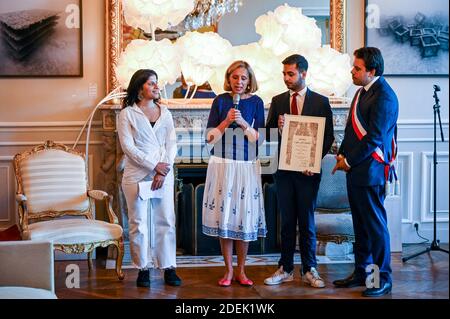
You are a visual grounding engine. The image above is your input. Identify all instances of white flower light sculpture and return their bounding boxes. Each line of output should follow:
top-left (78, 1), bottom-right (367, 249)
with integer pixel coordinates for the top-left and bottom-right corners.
top-left (255, 4), bottom-right (322, 58)
top-left (177, 31), bottom-right (233, 87)
top-left (118, 2), bottom-right (352, 102)
top-left (231, 43), bottom-right (285, 104)
top-left (123, 0), bottom-right (195, 34)
top-left (305, 45), bottom-right (353, 97)
top-left (209, 43), bottom-right (285, 103)
top-left (208, 64), bottom-right (229, 96)
top-left (116, 39), bottom-right (181, 88)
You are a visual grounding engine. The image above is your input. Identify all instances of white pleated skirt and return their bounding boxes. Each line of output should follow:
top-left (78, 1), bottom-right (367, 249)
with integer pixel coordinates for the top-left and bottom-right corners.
top-left (202, 156), bottom-right (267, 241)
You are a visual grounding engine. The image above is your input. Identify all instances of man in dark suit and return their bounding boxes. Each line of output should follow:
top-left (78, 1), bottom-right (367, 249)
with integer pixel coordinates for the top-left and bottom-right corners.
top-left (332, 47), bottom-right (398, 297)
top-left (264, 54), bottom-right (334, 288)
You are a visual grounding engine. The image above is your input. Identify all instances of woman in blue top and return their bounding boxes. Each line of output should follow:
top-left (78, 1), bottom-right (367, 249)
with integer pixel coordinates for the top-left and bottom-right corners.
top-left (202, 60), bottom-right (267, 287)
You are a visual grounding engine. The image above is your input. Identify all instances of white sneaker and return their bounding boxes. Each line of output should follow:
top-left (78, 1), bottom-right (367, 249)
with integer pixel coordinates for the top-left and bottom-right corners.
top-left (264, 266), bottom-right (294, 285)
top-left (302, 267), bottom-right (325, 288)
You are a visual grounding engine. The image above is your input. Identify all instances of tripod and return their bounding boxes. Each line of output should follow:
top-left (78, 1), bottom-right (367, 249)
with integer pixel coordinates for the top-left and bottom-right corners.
top-left (402, 85), bottom-right (449, 262)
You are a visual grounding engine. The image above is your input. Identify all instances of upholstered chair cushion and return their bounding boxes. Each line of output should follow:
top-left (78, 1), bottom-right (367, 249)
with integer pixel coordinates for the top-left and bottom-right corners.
top-left (19, 149), bottom-right (89, 213)
top-left (315, 154), bottom-right (354, 246)
top-left (316, 154), bottom-right (350, 210)
top-left (315, 213), bottom-right (354, 237)
top-left (23, 218), bottom-right (123, 244)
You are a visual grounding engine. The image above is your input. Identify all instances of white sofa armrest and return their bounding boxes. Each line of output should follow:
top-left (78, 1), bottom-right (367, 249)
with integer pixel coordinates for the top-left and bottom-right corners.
top-left (0, 241), bottom-right (55, 295)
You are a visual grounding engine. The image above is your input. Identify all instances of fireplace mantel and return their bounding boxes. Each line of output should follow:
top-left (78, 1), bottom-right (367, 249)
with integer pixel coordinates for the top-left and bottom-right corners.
top-left (100, 97), bottom-right (350, 261)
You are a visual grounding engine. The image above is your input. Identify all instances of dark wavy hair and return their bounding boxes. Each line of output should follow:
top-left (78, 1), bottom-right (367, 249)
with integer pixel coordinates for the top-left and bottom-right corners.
top-left (122, 69), bottom-right (158, 108)
top-left (353, 47), bottom-right (384, 76)
top-left (282, 54), bottom-right (309, 72)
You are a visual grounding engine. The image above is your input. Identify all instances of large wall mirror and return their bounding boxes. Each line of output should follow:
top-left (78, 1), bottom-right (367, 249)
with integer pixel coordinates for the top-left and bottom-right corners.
top-left (105, 0), bottom-right (346, 93)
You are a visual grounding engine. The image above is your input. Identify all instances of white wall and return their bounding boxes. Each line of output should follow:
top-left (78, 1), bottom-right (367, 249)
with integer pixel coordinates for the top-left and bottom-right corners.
top-left (347, 0), bottom-right (449, 243)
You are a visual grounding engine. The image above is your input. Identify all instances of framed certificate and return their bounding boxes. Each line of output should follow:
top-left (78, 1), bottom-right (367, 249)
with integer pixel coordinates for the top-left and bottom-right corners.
top-left (279, 115), bottom-right (326, 173)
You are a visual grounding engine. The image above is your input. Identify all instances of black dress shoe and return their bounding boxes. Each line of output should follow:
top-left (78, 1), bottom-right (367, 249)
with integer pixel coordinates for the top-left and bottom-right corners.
top-left (362, 282), bottom-right (392, 297)
top-left (136, 269), bottom-right (150, 287)
top-left (164, 269), bottom-right (182, 286)
top-left (333, 272), bottom-right (366, 288)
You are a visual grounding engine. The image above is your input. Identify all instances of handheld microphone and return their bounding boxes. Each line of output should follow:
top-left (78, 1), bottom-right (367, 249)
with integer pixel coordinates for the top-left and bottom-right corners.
top-left (233, 94), bottom-right (240, 109)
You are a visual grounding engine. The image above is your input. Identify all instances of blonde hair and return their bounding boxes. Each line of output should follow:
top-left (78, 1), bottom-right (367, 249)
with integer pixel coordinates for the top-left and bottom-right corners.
top-left (223, 60), bottom-right (258, 93)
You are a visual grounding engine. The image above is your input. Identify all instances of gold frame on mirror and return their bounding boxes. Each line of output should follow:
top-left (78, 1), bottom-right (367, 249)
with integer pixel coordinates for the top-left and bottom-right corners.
top-left (105, 0), bottom-right (347, 93)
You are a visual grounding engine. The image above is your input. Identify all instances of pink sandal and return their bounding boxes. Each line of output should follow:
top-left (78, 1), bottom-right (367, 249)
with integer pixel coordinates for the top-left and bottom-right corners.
top-left (218, 278), bottom-right (232, 287)
top-left (234, 275), bottom-right (254, 286)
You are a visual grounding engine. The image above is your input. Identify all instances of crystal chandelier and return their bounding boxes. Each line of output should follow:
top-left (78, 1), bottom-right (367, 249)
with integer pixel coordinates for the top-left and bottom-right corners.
top-left (184, 0), bottom-right (242, 30)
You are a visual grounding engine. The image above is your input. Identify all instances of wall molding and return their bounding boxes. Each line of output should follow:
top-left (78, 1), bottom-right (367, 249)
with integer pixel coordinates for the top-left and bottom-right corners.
top-left (397, 120), bottom-right (449, 142)
top-left (0, 127), bottom-right (104, 133)
top-left (398, 152), bottom-right (414, 224)
top-left (420, 152), bottom-right (449, 223)
top-left (398, 137), bottom-right (450, 143)
top-left (0, 121), bottom-right (102, 127)
top-left (0, 121), bottom-right (103, 134)
top-left (0, 141), bottom-right (104, 147)
top-left (398, 119), bottom-right (449, 128)
top-left (0, 119), bottom-right (447, 127)
top-left (0, 165), bottom-right (12, 222)
top-left (0, 156), bottom-right (15, 224)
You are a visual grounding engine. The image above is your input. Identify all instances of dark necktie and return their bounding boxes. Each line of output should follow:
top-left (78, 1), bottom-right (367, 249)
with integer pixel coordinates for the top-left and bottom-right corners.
top-left (291, 92), bottom-right (299, 115)
top-left (358, 88), bottom-right (367, 103)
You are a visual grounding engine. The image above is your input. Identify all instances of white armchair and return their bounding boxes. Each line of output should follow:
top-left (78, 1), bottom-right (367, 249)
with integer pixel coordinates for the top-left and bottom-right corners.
top-left (0, 241), bottom-right (57, 299)
top-left (13, 140), bottom-right (124, 280)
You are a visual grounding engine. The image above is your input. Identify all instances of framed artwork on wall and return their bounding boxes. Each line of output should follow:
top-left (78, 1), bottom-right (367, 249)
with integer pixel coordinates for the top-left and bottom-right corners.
top-left (0, 0), bottom-right (82, 77)
top-left (364, 0), bottom-right (449, 76)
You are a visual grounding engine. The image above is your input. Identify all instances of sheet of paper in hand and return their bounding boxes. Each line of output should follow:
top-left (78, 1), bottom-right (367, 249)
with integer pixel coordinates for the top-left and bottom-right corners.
top-left (279, 115), bottom-right (325, 173)
top-left (138, 181), bottom-right (165, 200)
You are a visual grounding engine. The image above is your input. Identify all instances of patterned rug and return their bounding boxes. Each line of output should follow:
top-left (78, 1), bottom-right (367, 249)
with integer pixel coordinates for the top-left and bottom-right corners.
top-left (114, 254), bottom-right (354, 269)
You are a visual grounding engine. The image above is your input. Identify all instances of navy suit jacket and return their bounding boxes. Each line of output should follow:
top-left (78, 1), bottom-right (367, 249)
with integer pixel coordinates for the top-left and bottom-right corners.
top-left (339, 77), bottom-right (399, 186)
top-left (266, 89), bottom-right (335, 175)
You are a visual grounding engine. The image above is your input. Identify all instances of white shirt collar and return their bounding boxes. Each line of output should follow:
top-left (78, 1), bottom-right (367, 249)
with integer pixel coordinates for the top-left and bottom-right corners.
top-left (364, 76), bottom-right (380, 92)
top-left (131, 102), bottom-right (166, 116)
top-left (290, 86), bottom-right (307, 97)
top-left (131, 103), bottom-right (143, 114)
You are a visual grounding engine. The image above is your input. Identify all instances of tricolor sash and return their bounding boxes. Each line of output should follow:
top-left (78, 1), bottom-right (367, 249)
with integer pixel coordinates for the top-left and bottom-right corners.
top-left (351, 88), bottom-right (399, 195)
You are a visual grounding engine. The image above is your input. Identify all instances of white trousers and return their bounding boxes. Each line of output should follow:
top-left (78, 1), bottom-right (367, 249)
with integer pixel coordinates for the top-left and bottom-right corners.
top-left (121, 182), bottom-right (177, 269)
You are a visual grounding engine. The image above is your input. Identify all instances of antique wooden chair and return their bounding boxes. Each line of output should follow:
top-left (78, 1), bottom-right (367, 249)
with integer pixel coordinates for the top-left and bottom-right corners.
top-left (13, 140), bottom-right (124, 280)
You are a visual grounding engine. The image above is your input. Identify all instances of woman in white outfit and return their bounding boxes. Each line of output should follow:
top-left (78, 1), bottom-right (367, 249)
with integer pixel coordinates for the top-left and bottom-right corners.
top-left (118, 69), bottom-right (181, 287)
top-left (202, 61), bottom-right (267, 287)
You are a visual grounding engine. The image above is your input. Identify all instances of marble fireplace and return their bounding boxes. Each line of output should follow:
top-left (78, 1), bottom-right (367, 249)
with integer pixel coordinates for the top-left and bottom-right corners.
top-left (99, 98), bottom-right (350, 263)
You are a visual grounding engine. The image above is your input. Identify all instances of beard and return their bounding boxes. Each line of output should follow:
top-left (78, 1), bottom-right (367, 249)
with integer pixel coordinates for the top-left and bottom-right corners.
top-left (285, 80), bottom-right (302, 91)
